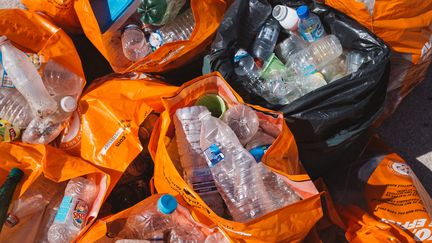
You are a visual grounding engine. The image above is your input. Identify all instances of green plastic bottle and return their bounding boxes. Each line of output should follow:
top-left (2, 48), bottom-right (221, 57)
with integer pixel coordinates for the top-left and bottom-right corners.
top-left (0, 168), bottom-right (24, 232)
top-left (138, 0), bottom-right (186, 26)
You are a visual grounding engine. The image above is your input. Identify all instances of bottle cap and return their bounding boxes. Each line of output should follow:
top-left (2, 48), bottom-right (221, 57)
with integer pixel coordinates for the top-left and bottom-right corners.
top-left (157, 194), bottom-right (178, 214)
top-left (60, 96), bottom-right (77, 113)
top-left (296, 5), bottom-right (310, 19)
top-left (273, 5), bottom-right (299, 31)
top-left (9, 168), bottom-right (24, 179)
top-left (249, 145), bottom-right (270, 162)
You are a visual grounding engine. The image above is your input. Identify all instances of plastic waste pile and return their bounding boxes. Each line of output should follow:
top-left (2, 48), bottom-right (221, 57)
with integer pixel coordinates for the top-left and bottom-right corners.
top-left (233, 4), bottom-right (367, 105)
top-left (173, 95), bottom-right (301, 222)
top-left (0, 36), bottom-right (83, 144)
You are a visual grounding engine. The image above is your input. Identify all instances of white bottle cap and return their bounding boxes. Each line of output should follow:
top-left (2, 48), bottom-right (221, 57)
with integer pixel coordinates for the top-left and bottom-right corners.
top-left (60, 96), bottom-right (77, 113)
top-left (272, 5), bottom-right (299, 31)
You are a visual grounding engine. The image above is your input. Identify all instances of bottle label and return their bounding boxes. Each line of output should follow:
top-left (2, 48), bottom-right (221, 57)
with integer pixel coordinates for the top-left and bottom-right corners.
top-left (55, 195), bottom-right (73, 223)
top-left (233, 49), bottom-right (250, 63)
top-left (149, 30), bottom-right (164, 51)
top-left (203, 144), bottom-right (225, 167)
top-left (54, 196), bottom-right (88, 229)
top-left (301, 23), bottom-right (325, 43)
top-left (72, 198), bottom-right (89, 229)
top-left (0, 119), bottom-right (20, 142)
top-left (302, 64), bottom-right (318, 76)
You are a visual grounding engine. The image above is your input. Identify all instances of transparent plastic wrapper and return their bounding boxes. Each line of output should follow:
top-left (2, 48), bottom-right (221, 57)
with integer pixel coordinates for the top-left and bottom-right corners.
top-left (209, 0), bottom-right (390, 179)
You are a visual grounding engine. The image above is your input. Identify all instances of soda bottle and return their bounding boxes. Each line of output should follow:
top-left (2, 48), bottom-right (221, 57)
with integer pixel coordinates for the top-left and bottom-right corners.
top-left (47, 177), bottom-right (97, 243)
top-left (222, 104), bottom-right (259, 145)
top-left (297, 5), bottom-right (326, 43)
top-left (0, 168), bottom-right (24, 231)
top-left (121, 24), bottom-right (152, 62)
top-left (251, 17), bottom-right (281, 62)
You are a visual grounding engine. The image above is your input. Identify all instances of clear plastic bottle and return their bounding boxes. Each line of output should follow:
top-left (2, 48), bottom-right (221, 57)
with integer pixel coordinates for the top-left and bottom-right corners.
top-left (174, 106), bottom-right (226, 216)
top-left (222, 104), bottom-right (259, 145)
top-left (345, 51), bottom-right (366, 75)
top-left (320, 56), bottom-right (347, 82)
top-left (297, 72), bottom-right (327, 95)
top-left (238, 0), bottom-right (272, 48)
top-left (117, 194), bottom-right (206, 242)
top-left (199, 110), bottom-right (283, 222)
top-left (233, 49), bottom-right (265, 96)
top-left (121, 24), bottom-right (152, 62)
top-left (149, 9), bottom-right (195, 50)
top-left (5, 176), bottom-right (60, 227)
top-left (0, 36), bottom-right (58, 119)
top-left (251, 17), bottom-right (281, 62)
top-left (0, 88), bottom-right (33, 129)
top-left (43, 60), bottom-right (84, 98)
top-left (297, 5), bottom-right (326, 43)
top-left (47, 177), bottom-right (97, 243)
top-left (287, 35), bottom-right (343, 77)
top-left (275, 33), bottom-right (307, 64)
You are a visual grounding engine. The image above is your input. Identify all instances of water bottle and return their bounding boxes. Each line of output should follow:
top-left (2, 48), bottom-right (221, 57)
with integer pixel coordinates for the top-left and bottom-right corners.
top-left (117, 194), bottom-right (206, 242)
top-left (199, 110), bottom-right (284, 222)
top-left (275, 33), bottom-right (307, 64)
top-left (238, 0), bottom-right (272, 48)
top-left (5, 176), bottom-right (61, 227)
top-left (138, 0), bottom-right (186, 26)
top-left (233, 49), bottom-right (261, 79)
top-left (0, 168), bottom-right (24, 232)
top-left (251, 17), bottom-right (281, 62)
top-left (174, 106), bottom-right (226, 216)
top-left (149, 9), bottom-right (195, 50)
top-left (121, 24), bottom-right (152, 62)
top-left (297, 5), bottom-right (326, 43)
top-left (0, 88), bottom-right (33, 129)
top-left (47, 177), bottom-right (97, 243)
top-left (320, 56), bottom-right (347, 83)
top-left (272, 5), bottom-right (299, 31)
top-left (0, 36), bottom-right (58, 119)
top-left (222, 104), bottom-right (259, 145)
top-left (297, 72), bottom-right (327, 95)
top-left (287, 35), bottom-right (343, 77)
top-left (346, 51), bottom-right (366, 74)
top-left (43, 60), bottom-right (84, 97)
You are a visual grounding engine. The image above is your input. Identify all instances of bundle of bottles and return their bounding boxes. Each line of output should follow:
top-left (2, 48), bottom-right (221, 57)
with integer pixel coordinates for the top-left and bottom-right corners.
top-left (170, 94), bottom-right (301, 222)
top-left (233, 3), bottom-right (367, 105)
top-left (121, 0), bottom-right (195, 62)
top-left (0, 36), bottom-right (83, 144)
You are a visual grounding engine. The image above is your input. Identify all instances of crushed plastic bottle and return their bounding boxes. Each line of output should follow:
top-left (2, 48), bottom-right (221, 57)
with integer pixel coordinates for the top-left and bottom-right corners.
top-left (222, 104), bottom-right (259, 145)
top-left (47, 177), bottom-right (97, 243)
top-left (297, 5), bottom-right (326, 43)
top-left (287, 35), bottom-right (343, 77)
top-left (174, 106), bottom-right (226, 216)
top-left (117, 194), bottom-right (206, 242)
top-left (121, 24), bottom-right (152, 62)
top-left (138, 0), bottom-right (186, 26)
top-left (149, 8), bottom-right (195, 50)
top-left (251, 17), bottom-right (281, 62)
top-left (0, 36), bottom-right (57, 119)
top-left (199, 110), bottom-right (293, 222)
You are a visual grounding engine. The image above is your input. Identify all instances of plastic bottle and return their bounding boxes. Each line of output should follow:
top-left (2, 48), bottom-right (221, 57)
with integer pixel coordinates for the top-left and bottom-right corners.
top-left (6, 176), bottom-right (60, 227)
top-left (297, 72), bottom-right (327, 95)
top-left (0, 168), bottom-right (24, 231)
top-left (320, 56), bottom-right (347, 82)
top-left (0, 36), bottom-right (58, 119)
top-left (149, 9), bottom-right (195, 50)
top-left (121, 24), bottom-right (152, 62)
top-left (287, 35), bottom-right (343, 77)
top-left (43, 60), bottom-right (84, 97)
top-left (346, 51), bottom-right (366, 74)
top-left (222, 104), bottom-right (259, 145)
top-left (238, 0), bottom-right (272, 48)
top-left (297, 5), bottom-right (326, 43)
top-left (199, 110), bottom-right (284, 222)
top-left (233, 49), bottom-right (261, 79)
top-left (47, 177), bottom-right (97, 243)
top-left (34, 189), bottom-right (65, 243)
top-left (138, 0), bottom-right (186, 26)
top-left (275, 33), bottom-right (307, 64)
top-left (272, 5), bottom-right (299, 31)
top-left (117, 194), bottom-right (206, 242)
top-left (0, 88), bottom-right (33, 129)
top-left (251, 17), bottom-right (281, 62)
top-left (174, 106), bottom-right (226, 216)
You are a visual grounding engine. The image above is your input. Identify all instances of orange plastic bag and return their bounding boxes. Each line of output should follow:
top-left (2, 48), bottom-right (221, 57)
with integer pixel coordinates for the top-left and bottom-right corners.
top-left (151, 72), bottom-right (323, 242)
top-left (21, 0), bottom-right (82, 33)
top-left (0, 9), bottom-right (84, 81)
top-left (0, 142), bottom-right (111, 242)
top-left (55, 73), bottom-right (178, 173)
top-left (325, 0), bottom-right (432, 120)
top-left (79, 194), bottom-right (228, 242)
top-left (74, 0), bottom-right (226, 73)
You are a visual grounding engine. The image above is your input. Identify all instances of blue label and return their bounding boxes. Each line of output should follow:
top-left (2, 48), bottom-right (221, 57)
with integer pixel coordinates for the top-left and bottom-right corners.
top-left (54, 196), bottom-right (73, 223)
top-left (203, 144), bottom-right (225, 167)
top-left (301, 23), bottom-right (325, 42)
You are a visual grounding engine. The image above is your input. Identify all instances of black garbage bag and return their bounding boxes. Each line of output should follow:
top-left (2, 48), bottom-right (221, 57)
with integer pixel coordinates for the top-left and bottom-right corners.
top-left (209, 0), bottom-right (390, 178)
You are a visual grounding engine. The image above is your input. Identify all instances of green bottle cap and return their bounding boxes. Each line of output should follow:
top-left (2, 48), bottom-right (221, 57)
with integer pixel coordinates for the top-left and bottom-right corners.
top-left (9, 168), bottom-right (24, 180)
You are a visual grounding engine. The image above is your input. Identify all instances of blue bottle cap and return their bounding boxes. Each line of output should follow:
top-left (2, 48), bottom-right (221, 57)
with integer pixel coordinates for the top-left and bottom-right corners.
top-left (296, 5), bottom-right (310, 19)
top-left (249, 145), bottom-right (271, 162)
top-left (157, 194), bottom-right (178, 214)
